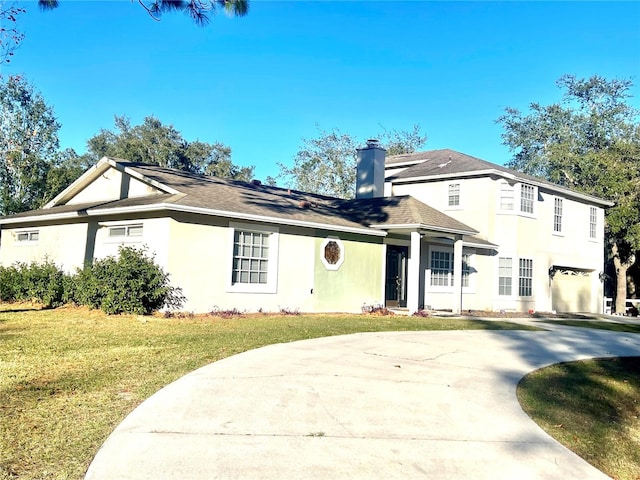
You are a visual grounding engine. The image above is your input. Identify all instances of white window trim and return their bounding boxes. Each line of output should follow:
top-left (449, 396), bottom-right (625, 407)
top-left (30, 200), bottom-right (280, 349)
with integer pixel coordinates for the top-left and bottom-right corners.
top-left (518, 183), bottom-right (537, 218)
top-left (553, 197), bottom-right (563, 236)
top-left (589, 206), bottom-right (598, 241)
top-left (320, 236), bottom-right (345, 270)
top-left (227, 222), bottom-right (279, 294)
top-left (497, 180), bottom-right (516, 214)
top-left (446, 183), bottom-right (462, 210)
top-left (15, 229), bottom-right (39, 244)
top-left (101, 222), bottom-right (144, 244)
top-left (427, 246), bottom-right (474, 293)
top-left (518, 257), bottom-right (534, 298)
top-left (497, 256), bottom-right (514, 297)
top-left (495, 254), bottom-right (534, 299)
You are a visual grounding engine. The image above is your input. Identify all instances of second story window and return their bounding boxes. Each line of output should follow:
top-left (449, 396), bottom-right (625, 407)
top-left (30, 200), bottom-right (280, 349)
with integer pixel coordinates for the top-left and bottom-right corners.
top-left (589, 207), bottom-right (597, 239)
top-left (520, 184), bottom-right (535, 214)
top-left (553, 198), bottom-right (563, 233)
top-left (448, 183), bottom-right (460, 207)
top-left (500, 182), bottom-right (514, 211)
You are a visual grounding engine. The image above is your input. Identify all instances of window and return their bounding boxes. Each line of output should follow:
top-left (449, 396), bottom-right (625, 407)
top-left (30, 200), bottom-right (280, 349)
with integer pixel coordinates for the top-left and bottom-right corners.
top-left (321, 237), bottom-right (345, 270)
top-left (589, 207), bottom-right (597, 239)
top-left (232, 230), bottom-right (270, 285)
top-left (228, 224), bottom-right (279, 293)
top-left (108, 224), bottom-right (143, 238)
top-left (430, 251), bottom-right (451, 286)
top-left (520, 184), bottom-right (535, 214)
top-left (518, 258), bottom-right (533, 297)
top-left (448, 183), bottom-right (460, 207)
top-left (16, 230), bottom-right (39, 243)
top-left (430, 250), bottom-right (472, 288)
top-left (499, 182), bottom-right (514, 211)
top-left (553, 198), bottom-right (563, 233)
top-left (498, 257), bottom-right (512, 296)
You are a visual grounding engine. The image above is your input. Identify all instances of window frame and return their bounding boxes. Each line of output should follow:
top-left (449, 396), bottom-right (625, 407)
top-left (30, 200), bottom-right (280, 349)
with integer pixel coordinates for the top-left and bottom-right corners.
top-left (227, 223), bottom-right (279, 294)
top-left (519, 184), bottom-right (536, 215)
top-left (498, 257), bottom-right (513, 296)
top-left (589, 206), bottom-right (597, 240)
top-left (15, 229), bottom-right (39, 244)
top-left (320, 237), bottom-right (345, 270)
top-left (498, 181), bottom-right (515, 212)
top-left (447, 183), bottom-right (461, 207)
top-left (428, 247), bottom-right (474, 292)
top-left (518, 258), bottom-right (533, 297)
top-left (553, 197), bottom-right (563, 234)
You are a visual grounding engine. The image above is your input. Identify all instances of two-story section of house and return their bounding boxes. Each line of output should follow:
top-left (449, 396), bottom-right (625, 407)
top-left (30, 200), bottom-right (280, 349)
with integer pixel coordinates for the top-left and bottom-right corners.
top-left (383, 149), bottom-right (612, 314)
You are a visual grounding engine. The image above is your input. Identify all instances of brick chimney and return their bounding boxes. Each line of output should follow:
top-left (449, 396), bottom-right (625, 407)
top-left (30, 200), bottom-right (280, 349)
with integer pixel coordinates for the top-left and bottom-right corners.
top-left (356, 139), bottom-right (386, 199)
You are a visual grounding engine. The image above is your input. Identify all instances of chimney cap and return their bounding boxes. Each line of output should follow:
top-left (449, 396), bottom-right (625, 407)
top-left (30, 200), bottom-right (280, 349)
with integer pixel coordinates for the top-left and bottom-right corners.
top-left (366, 139), bottom-right (380, 148)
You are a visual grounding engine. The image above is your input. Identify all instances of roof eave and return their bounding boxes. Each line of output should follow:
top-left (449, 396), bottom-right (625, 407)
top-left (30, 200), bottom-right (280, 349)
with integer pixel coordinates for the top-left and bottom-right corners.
top-left (369, 223), bottom-right (478, 236)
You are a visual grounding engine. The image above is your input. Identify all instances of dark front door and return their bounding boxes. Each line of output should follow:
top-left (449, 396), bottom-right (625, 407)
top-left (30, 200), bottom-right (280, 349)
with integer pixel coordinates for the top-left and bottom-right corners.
top-left (385, 245), bottom-right (408, 308)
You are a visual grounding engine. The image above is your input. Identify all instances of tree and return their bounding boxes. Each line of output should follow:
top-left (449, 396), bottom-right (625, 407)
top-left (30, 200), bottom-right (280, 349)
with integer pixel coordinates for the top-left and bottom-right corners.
top-left (38, 0), bottom-right (249, 26)
top-left (497, 74), bottom-right (640, 313)
top-left (0, 75), bottom-right (61, 214)
top-left (278, 125), bottom-right (427, 199)
top-left (86, 115), bottom-right (254, 181)
top-left (0, 2), bottom-right (26, 65)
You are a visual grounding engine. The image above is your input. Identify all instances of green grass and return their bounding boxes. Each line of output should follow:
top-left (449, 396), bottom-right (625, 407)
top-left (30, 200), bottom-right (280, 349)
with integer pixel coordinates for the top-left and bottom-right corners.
top-left (540, 319), bottom-right (640, 334)
top-left (0, 305), bottom-right (539, 480)
top-left (517, 357), bottom-right (640, 480)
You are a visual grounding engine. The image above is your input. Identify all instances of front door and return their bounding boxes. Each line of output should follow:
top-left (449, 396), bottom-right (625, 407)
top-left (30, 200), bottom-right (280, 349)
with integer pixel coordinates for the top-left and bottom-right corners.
top-left (385, 245), bottom-right (408, 308)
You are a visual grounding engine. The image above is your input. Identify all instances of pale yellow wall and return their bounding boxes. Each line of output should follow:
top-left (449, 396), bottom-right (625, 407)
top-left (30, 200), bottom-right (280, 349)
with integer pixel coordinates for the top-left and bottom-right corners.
top-left (392, 177), bottom-right (606, 313)
top-left (68, 168), bottom-right (161, 205)
top-left (0, 223), bottom-right (89, 272)
top-left (164, 215), bottom-right (318, 313)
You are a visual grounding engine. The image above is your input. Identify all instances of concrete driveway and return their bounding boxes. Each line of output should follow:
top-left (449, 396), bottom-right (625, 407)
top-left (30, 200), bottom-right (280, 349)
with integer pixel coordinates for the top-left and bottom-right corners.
top-left (85, 319), bottom-right (640, 479)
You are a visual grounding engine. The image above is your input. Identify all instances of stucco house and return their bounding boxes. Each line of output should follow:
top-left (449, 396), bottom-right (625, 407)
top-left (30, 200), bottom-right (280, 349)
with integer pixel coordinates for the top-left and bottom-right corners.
top-left (0, 142), bottom-right (612, 314)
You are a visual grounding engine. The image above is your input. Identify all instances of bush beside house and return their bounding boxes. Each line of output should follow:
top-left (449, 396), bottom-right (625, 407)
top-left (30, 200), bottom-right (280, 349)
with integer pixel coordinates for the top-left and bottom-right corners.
top-left (0, 246), bottom-right (183, 314)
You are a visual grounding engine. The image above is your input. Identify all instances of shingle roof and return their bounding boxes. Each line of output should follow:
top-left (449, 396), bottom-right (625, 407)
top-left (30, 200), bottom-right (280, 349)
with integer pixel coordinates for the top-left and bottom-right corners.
top-left (0, 160), bottom-right (477, 236)
top-left (386, 149), bottom-right (612, 206)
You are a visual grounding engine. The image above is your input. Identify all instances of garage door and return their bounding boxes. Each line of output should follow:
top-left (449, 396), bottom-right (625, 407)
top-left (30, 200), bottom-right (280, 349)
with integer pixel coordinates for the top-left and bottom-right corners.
top-left (551, 270), bottom-right (592, 313)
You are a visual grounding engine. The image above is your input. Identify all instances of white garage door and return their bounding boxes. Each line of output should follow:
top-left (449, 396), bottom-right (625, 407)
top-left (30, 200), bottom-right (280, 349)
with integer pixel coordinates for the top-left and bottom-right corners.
top-left (552, 270), bottom-right (592, 313)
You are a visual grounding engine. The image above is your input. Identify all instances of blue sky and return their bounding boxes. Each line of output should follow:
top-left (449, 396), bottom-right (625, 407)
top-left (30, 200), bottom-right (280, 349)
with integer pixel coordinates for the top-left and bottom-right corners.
top-left (3, 1), bottom-right (639, 181)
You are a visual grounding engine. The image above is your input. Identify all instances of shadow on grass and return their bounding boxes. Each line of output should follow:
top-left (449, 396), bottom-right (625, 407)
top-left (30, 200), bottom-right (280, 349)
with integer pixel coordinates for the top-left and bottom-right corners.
top-left (517, 357), bottom-right (640, 477)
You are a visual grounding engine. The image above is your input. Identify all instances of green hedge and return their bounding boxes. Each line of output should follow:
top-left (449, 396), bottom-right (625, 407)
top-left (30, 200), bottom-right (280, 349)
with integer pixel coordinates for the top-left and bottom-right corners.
top-left (0, 246), bottom-right (184, 314)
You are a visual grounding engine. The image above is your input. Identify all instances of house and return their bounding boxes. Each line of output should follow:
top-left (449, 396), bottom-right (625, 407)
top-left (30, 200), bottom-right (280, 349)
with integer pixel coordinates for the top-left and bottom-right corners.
top-left (382, 148), bottom-right (613, 314)
top-left (0, 143), bottom-right (612, 314)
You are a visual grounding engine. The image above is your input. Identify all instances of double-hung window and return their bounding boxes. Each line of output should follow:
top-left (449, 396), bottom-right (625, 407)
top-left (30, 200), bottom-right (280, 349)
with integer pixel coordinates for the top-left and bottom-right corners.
top-left (553, 198), bottom-right (563, 233)
top-left (430, 249), bottom-right (471, 289)
top-left (518, 258), bottom-right (533, 297)
top-left (499, 182), bottom-right (514, 211)
top-left (498, 257), bottom-right (512, 296)
top-left (520, 184), bottom-right (535, 214)
top-left (589, 207), bottom-right (597, 239)
top-left (448, 183), bottom-right (460, 207)
top-left (228, 223), bottom-right (279, 293)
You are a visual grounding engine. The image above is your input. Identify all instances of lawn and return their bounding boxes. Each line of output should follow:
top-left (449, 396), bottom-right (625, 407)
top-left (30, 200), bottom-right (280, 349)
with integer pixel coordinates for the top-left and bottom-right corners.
top-left (0, 304), bottom-right (538, 480)
top-left (518, 357), bottom-right (640, 480)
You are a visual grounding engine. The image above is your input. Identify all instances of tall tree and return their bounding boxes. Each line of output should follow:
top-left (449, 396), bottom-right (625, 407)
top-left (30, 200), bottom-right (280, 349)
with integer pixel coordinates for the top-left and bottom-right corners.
top-left (278, 125), bottom-right (427, 199)
top-left (0, 75), bottom-right (60, 214)
top-left (38, 0), bottom-right (249, 25)
top-left (86, 115), bottom-right (255, 181)
top-left (0, 2), bottom-right (26, 65)
top-left (497, 74), bottom-right (640, 313)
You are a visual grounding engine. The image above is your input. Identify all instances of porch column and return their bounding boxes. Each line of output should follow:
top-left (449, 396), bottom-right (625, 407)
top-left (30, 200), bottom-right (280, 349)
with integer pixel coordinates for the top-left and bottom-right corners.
top-left (452, 235), bottom-right (463, 314)
top-left (407, 230), bottom-right (421, 313)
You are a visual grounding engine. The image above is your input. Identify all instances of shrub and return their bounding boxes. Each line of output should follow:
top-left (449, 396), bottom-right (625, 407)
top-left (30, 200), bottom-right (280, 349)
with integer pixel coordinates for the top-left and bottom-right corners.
top-left (82, 246), bottom-right (184, 315)
top-left (0, 260), bottom-right (66, 307)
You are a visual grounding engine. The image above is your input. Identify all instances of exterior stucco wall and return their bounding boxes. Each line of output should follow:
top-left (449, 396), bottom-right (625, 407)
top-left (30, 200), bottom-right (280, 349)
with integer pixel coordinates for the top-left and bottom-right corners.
top-left (164, 215), bottom-right (383, 313)
top-left (391, 177), bottom-right (606, 313)
top-left (313, 233), bottom-right (384, 312)
top-left (0, 222), bottom-right (89, 272)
